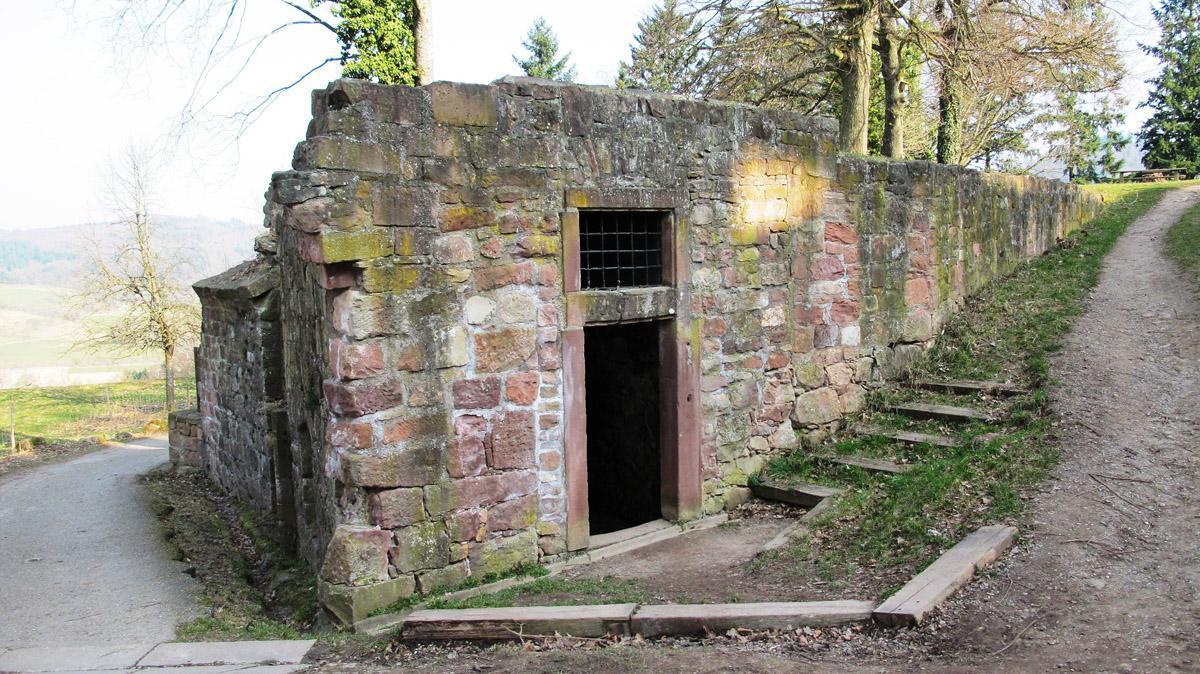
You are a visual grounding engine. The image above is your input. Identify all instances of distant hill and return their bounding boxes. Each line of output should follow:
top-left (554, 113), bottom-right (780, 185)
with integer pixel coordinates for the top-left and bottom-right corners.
top-left (0, 215), bottom-right (260, 288)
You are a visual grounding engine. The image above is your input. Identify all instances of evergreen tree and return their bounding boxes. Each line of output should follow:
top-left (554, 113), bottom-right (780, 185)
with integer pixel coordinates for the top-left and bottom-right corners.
top-left (1047, 92), bottom-right (1130, 182)
top-left (617, 0), bottom-right (707, 93)
top-left (514, 18), bottom-right (576, 81)
top-left (1139, 0), bottom-right (1200, 175)
top-left (319, 0), bottom-right (421, 86)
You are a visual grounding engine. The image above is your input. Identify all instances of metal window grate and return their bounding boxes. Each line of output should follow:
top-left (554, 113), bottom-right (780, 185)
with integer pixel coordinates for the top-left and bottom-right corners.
top-left (579, 211), bottom-right (665, 289)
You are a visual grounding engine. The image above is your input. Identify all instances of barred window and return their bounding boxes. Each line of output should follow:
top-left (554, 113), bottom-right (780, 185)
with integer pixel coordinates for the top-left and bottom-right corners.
top-left (579, 211), bottom-right (666, 289)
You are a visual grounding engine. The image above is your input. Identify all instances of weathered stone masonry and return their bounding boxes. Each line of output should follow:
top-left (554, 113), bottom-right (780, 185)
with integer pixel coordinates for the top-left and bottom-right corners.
top-left (177, 77), bottom-right (1102, 624)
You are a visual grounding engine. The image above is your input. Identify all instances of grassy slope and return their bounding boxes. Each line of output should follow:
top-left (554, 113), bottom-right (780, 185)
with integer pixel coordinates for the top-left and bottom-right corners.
top-left (762, 181), bottom-right (1186, 591)
top-left (1164, 198), bottom-right (1200, 289)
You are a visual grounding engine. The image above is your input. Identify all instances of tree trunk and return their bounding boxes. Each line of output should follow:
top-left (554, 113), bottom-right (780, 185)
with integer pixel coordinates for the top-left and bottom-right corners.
top-left (414, 0), bottom-right (434, 85)
top-left (879, 9), bottom-right (904, 159)
top-left (839, 0), bottom-right (878, 154)
top-left (164, 346), bottom-right (175, 413)
top-left (936, 0), bottom-right (965, 164)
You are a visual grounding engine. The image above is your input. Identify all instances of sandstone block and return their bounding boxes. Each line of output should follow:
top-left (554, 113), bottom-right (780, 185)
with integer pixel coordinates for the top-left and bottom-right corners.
top-left (392, 522), bottom-right (450, 572)
top-left (320, 525), bottom-right (392, 586)
top-left (489, 410), bottom-right (536, 469)
top-left (792, 387), bottom-right (841, 426)
top-left (343, 444), bottom-right (444, 488)
top-left (476, 262), bottom-right (535, 291)
top-left (417, 560), bottom-right (471, 594)
top-left (504, 372), bottom-right (539, 405)
top-left (488, 494), bottom-right (538, 533)
top-left (474, 328), bottom-right (537, 372)
top-left (369, 487), bottom-right (426, 528)
top-left (323, 376), bottom-right (404, 417)
top-left (497, 291), bottom-right (536, 323)
top-left (433, 233), bottom-right (475, 263)
top-left (469, 529), bottom-right (538, 578)
top-left (330, 339), bottom-right (385, 380)
top-left (448, 437), bottom-right (487, 478)
top-left (429, 82), bottom-right (498, 127)
top-left (452, 377), bottom-right (501, 409)
top-left (319, 229), bottom-right (393, 263)
top-left (319, 576), bottom-right (415, 626)
top-left (464, 296), bottom-right (495, 324)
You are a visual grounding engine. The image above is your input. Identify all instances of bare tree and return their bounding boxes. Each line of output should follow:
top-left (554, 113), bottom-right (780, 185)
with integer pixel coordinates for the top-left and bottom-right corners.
top-left (102, 0), bottom-right (433, 134)
top-left (74, 147), bottom-right (200, 413)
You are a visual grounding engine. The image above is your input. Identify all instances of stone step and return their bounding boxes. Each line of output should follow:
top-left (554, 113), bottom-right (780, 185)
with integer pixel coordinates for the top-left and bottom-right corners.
top-left (888, 402), bottom-right (992, 423)
top-left (918, 379), bottom-right (1028, 396)
top-left (874, 525), bottom-right (1017, 627)
top-left (632, 600), bottom-right (874, 637)
top-left (854, 426), bottom-right (959, 448)
top-left (400, 604), bottom-right (638, 640)
top-left (815, 453), bottom-right (910, 474)
top-left (751, 481), bottom-right (841, 508)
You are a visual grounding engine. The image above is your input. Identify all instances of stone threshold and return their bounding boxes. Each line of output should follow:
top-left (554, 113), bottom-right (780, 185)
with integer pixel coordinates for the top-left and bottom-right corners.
top-left (354, 514), bottom-right (729, 636)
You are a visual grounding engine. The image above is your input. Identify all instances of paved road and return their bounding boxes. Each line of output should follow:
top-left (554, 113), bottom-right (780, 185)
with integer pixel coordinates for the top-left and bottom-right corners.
top-left (0, 438), bottom-right (200, 648)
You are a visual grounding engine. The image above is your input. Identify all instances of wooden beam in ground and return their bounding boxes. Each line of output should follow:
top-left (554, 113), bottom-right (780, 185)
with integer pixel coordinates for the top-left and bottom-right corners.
top-left (873, 525), bottom-right (1017, 627)
top-left (918, 379), bottom-right (1027, 396)
top-left (751, 481), bottom-right (841, 508)
top-left (888, 402), bottom-right (991, 423)
top-left (815, 454), bottom-right (910, 474)
top-left (400, 604), bottom-right (638, 640)
top-left (854, 426), bottom-right (959, 448)
top-left (632, 601), bottom-right (874, 637)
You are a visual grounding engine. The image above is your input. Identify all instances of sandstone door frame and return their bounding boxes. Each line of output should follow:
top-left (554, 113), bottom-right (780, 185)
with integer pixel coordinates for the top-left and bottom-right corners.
top-left (560, 188), bottom-right (702, 551)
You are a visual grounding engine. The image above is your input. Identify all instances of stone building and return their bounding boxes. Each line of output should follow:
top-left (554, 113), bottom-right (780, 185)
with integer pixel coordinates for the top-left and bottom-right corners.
top-left (177, 77), bottom-right (1101, 624)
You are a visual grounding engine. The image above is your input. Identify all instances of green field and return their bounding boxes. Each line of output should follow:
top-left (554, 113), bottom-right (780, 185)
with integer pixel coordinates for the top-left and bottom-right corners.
top-left (0, 283), bottom-right (161, 376)
top-left (1, 378), bottom-right (196, 449)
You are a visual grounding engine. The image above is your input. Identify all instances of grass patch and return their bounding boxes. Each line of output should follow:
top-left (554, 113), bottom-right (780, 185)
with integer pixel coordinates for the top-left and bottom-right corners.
top-left (143, 469), bottom-right (318, 641)
top-left (1165, 199), bottom-right (1200, 289)
top-left (425, 575), bottom-right (650, 610)
top-left (1, 378), bottom-right (196, 447)
top-left (368, 562), bottom-right (551, 617)
top-left (763, 181), bottom-right (1183, 593)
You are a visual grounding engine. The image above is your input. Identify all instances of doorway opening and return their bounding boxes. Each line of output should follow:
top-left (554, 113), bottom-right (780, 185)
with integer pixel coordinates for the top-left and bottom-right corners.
top-left (583, 320), bottom-right (662, 535)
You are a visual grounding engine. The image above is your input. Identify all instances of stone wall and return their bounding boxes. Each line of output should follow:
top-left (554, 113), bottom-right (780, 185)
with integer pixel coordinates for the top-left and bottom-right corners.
top-left (194, 259), bottom-right (286, 514)
top-left (228, 76), bottom-right (1101, 623)
top-left (167, 409), bottom-right (202, 469)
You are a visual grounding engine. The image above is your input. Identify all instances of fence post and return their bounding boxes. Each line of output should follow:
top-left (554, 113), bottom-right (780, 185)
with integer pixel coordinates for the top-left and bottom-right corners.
top-left (8, 395), bottom-right (13, 452)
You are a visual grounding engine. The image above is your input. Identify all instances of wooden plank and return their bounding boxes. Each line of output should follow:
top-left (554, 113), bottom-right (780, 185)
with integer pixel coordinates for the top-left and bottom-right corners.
top-left (400, 604), bottom-right (638, 640)
top-left (918, 379), bottom-right (1027, 396)
top-left (854, 426), bottom-right (959, 448)
top-left (815, 454), bottom-right (910, 474)
top-left (760, 496), bottom-right (837, 552)
top-left (633, 601), bottom-right (874, 637)
top-left (873, 525), bottom-right (1017, 627)
top-left (888, 402), bottom-right (991, 422)
top-left (751, 481), bottom-right (841, 508)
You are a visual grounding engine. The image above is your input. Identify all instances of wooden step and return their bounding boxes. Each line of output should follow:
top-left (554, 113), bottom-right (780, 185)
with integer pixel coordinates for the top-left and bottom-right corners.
top-left (918, 379), bottom-right (1027, 396)
top-left (888, 402), bottom-right (991, 423)
top-left (874, 525), bottom-right (1017, 627)
top-left (751, 481), bottom-right (840, 508)
top-left (632, 600), bottom-right (874, 637)
top-left (401, 604), bottom-right (639, 640)
top-left (854, 426), bottom-right (959, 448)
top-left (815, 454), bottom-right (910, 474)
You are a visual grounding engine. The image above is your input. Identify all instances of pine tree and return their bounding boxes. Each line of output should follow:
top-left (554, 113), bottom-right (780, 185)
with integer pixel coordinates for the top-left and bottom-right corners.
top-left (1139, 0), bottom-right (1200, 175)
top-left (617, 0), bottom-right (707, 94)
top-left (1047, 92), bottom-right (1130, 182)
top-left (514, 18), bottom-right (576, 82)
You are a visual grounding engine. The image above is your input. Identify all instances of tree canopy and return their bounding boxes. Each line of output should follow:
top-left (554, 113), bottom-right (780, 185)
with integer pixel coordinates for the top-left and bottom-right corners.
top-left (1139, 0), bottom-right (1200, 175)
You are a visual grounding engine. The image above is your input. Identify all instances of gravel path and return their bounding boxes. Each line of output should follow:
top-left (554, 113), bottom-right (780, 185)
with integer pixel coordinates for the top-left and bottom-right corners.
top-left (0, 438), bottom-right (200, 648)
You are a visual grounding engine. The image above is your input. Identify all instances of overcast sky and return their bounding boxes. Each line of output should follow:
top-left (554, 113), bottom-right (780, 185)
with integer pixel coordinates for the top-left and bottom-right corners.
top-left (0, 0), bottom-right (1166, 231)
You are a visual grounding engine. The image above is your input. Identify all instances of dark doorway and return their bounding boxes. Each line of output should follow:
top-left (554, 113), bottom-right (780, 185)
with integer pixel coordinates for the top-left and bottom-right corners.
top-left (584, 321), bottom-right (663, 535)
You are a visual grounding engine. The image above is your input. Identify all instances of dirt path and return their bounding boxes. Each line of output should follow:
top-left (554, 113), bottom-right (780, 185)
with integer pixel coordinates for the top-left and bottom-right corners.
top-left (0, 438), bottom-right (200, 649)
top-left (903, 185), bottom-right (1200, 672)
